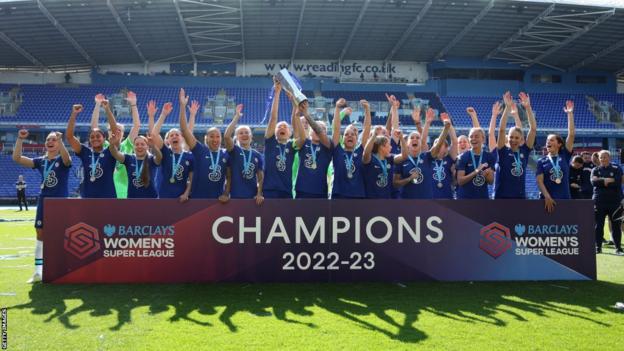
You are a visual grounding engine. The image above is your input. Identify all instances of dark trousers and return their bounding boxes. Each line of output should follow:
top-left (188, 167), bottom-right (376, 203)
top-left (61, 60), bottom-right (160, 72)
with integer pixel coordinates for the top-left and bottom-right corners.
top-left (17, 191), bottom-right (28, 210)
top-left (595, 202), bottom-right (622, 249)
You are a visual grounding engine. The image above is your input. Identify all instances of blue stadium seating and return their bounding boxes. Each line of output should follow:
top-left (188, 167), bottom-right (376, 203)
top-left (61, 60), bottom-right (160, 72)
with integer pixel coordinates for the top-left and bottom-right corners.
top-left (1, 85), bottom-right (622, 131)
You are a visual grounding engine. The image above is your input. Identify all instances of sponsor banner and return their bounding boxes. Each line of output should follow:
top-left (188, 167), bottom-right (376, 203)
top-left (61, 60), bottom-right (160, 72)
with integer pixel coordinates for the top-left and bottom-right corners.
top-left (238, 60), bottom-right (428, 81)
top-left (44, 199), bottom-right (595, 283)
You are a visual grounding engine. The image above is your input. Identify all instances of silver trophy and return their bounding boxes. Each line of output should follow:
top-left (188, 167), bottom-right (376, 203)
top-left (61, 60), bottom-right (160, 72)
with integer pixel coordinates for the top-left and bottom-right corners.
top-left (277, 69), bottom-right (307, 104)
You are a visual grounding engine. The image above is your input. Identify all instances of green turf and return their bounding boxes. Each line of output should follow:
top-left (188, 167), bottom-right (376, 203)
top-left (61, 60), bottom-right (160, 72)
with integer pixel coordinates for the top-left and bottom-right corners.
top-left (1, 209), bottom-right (623, 350)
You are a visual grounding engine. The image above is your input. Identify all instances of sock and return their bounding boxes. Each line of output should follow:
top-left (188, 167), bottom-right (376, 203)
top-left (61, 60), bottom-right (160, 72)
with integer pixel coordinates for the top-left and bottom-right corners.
top-left (35, 240), bottom-right (43, 276)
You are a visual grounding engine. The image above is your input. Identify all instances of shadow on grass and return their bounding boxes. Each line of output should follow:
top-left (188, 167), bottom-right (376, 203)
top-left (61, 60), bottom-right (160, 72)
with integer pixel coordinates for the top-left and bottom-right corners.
top-left (9, 280), bottom-right (624, 343)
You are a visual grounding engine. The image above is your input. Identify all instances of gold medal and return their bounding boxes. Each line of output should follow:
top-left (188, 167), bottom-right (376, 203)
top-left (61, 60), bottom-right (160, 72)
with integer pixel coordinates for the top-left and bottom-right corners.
top-left (90, 176), bottom-right (96, 182)
top-left (555, 178), bottom-right (561, 184)
top-left (311, 163), bottom-right (317, 170)
top-left (170, 178), bottom-right (175, 183)
top-left (437, 182), bottom-right (443, 188)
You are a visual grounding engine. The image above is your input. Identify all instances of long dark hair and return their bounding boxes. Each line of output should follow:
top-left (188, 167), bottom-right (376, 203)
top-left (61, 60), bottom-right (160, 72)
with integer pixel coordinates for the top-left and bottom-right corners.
top-left (135, 136), bottom-right (151, 188)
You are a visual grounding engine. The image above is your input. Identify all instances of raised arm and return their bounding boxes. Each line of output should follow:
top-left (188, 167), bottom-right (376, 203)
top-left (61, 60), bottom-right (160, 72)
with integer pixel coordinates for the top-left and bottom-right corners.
top-left (147, 135), bottom-right (162, 166)
top-left (224, 104), bottom-right (243, 152)
top-left (421, 108), bottom-right (435, 152)
top-left (12, 129), bottom-right (34, 168)
top-left (412, 105), bottom-right (423, 136)
top-left (178, 88), bottom-right (197, 150)
top-left (265, 77), bottom-right (282, 139)
top-left (125, 91), bottom-right (140, 142)
top-left (393, 130), bottom-right (408, 164)
top-left (565, 100), bottom-right (575, 153)
top-left (386, 94), bottom-right (400, 144)
top-left (519, 92), bottom-right (536, 149)
top-left (188, 100), bottom-right (199, 132)
top-left (511, 109), bottom-right (523, 129)
top-left (289, 93), bottom-right (306, 150)
top-left (56, 132), bottom-right (71, 167)
top-left (301, 102), bottom-right (331, 148)
top-left (66, 104), bottom-right (84, 154)
top-left (488, 101), bottom-right (502, 152)
top-left (467, 106), bottom-right (481, 129)
top-left (362, 133), bottom-right (375, 165)
top-left (90, 93), bottom-right (104, 130)
top-left (147, 100), bottom-right (157, 135)
top-left (360, 99), bottom-right (372, 147)
top-left (332, 98), bottom-right (346, 147)
top-left (498, 93), bottom-right (513, 150)
top-left (448, 122), bottom-right (458, 160)
top-left (431, 119), bottom-right (451, 158)
top-left (153, 102), bottom-right (173, 136)
top-left (102, 100), bottom-right (118, 136)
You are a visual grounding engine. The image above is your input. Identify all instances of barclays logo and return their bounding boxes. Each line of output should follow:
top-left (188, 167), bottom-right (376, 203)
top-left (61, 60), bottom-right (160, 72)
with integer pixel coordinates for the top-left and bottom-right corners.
top-left (514, 224), bottom-right (526, 236)
top-left (103, 224), bottom-right (116, 237)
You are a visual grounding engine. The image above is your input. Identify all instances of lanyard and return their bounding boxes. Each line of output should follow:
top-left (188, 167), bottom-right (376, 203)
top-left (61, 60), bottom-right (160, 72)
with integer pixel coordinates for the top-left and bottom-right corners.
top-left (434, 159), bottom-right (444, 179)
top-left (241, 147), bottom-right (253, 173)
top-left (171, 150), bottom-right (184, 178)
top-left (43, 156), bottom-right (58, 183)
top-left (277, 143), bottom-right (287, 162)
top-left (134, 157), bottom-right (144, 179)
top-left (209, 149), bottom-right (220, 170)
top-left (548, 155), bottom-right (562, 178)
top-left (90, 151), bottom-right (101, 178)
top-left (345, 151), bottom-right (354, 172)
top-left (408, 153), bottom-right (422, 169)
top-left (470, 150), bottom-right (483, 172)
top-left (373, 154), bottom-right (388, 179)
top-left (309, 143), bottom-right (318, 165)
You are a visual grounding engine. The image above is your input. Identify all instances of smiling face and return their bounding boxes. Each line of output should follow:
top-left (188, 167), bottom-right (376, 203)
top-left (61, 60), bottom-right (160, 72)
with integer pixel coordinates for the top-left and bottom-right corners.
top-left (408, 132), bottom-right (421, 155)
top-left (89, 129), bottom-right (105, 150)
top-left (236, 125), bottom-right (252, 148)
top-left (468, 128), bottom-right (484, 149)
top-left (458, 135), bottom-right (469, 153)
top-left (508, 127), bottom-right (523, 150)
top-left (204, 128), bottom-right (222, 151)
top-left (134, 137), bottom-right (148, 157)
top-left (45, 133), bottom-right (60, 155)
top-left (275, 121), bottom-right (292, 142)
top-left (546, 134), bottom-right (563, 155)
top-left (343, 125), bottom-right (359, 150)
top-left (166, 129), bottom-right (184, 151)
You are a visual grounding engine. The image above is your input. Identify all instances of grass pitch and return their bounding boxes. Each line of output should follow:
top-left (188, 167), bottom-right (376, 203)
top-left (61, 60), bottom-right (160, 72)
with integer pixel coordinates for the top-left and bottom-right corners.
top-left (1, 209), bottom-right (623, 350)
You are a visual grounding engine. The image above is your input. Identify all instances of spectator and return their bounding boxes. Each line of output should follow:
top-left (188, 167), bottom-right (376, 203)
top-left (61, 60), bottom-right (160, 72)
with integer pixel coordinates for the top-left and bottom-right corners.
top-left (15, 175), bottom-right (28, 211)
top-left (591, 150), bottom-right (623, 255)
top-left (569, 156), bottom-right (584, 199)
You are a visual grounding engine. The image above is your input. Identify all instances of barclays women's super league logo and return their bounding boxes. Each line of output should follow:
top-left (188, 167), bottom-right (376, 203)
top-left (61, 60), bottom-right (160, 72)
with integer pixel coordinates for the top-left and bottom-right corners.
top-left (103, 224), bottom-right (116, 237)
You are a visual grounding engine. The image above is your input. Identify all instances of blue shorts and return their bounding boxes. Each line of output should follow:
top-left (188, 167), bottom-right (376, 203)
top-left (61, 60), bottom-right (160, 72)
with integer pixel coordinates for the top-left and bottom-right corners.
top-left (264, 190), bottom-right (293, 199)
top-left (35, 196), bottom-right (45, 228)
